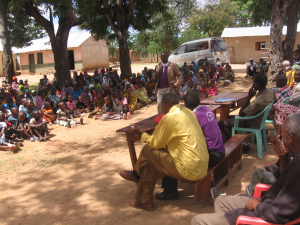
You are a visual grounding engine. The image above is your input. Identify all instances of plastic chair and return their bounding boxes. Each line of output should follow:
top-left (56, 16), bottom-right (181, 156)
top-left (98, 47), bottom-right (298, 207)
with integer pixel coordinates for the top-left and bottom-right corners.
top-left (236, 184), bottom-right (300, 225)
top-left (232, 103), bottom-right (273, 158)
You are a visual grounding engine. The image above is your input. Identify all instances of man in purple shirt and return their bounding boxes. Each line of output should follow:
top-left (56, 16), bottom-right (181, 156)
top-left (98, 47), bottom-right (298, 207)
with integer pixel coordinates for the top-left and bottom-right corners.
top-left (155, 91), bottom-right (225, 200)
top-left (155, 52), bottom-right (183, 113)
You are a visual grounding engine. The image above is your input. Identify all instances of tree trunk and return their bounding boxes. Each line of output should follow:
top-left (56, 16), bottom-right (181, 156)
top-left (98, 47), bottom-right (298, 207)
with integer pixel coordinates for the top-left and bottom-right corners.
top-left (21, 0), bottom-right (81, 84)
top-left (268, 0), bottom-right (287, 88)
top-left (117, 32), bottom-right (132, 75)
top-left (0, 0), bottom-right (15, 84)
top-left (50, 22), bottom-right (72, 84)
top-left (283, 0), bottom-right (300, 65)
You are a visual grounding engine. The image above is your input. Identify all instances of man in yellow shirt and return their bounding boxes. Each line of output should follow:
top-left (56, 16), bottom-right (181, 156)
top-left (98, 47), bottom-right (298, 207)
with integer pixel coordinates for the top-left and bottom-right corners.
top-left (119, 93), bottom-right (209, 211)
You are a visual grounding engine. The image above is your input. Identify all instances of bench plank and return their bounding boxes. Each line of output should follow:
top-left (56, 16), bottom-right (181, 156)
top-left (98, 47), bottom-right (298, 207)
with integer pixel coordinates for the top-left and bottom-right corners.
top-left (180, 134), bottom-right (247, 205)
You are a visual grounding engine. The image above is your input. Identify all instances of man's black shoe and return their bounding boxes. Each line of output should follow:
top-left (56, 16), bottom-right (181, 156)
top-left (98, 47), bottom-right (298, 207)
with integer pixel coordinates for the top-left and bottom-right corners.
top-left (155, 191), bottom-right (180, 200)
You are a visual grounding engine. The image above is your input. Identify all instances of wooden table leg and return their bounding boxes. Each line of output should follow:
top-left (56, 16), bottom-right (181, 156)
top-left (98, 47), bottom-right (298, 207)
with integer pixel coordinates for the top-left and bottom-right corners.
top-left (126, 133), bottom-right (138, 170)
top-left (218, 105), bottom-right (230, 120)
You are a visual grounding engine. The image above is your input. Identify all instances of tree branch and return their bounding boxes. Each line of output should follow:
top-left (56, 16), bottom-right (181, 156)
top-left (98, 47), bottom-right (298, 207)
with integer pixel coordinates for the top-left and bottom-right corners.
top-left (21, 1), bottom-right (55, 39)
top-left (126, 0), bottom-right (140, 26)
top-left (103, 0), bottom-right (120, 36)
top-left (67, 0), bottom-right (82, 26)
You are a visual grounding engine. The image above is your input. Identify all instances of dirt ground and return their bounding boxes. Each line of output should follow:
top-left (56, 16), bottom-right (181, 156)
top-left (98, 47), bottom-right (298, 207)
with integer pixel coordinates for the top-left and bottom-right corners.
top-left (0, 64), bottom-right (279, 225)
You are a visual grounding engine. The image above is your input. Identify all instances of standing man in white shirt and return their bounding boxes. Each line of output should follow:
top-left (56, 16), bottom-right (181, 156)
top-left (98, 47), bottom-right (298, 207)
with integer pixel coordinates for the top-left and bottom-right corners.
top-left (246, 58), bottom-right (257, 78)
top-left (155, 52), bottom-right (183, 113)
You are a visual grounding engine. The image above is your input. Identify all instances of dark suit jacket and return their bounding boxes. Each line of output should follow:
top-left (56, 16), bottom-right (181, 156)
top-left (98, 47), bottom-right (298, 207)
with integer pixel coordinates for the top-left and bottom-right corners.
top-left (225, 151), bottom-right (300, 225)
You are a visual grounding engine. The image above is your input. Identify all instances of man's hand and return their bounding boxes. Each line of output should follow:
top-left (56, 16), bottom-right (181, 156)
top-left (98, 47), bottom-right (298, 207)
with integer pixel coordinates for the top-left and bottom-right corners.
top-left (131, 124), bottom-right (143, 137)
top-left (271, 135), bottom-right (290, 156)
top-left (264, 162), bottom-right (273, 169)
top-left (248, 86), bottom-right (257, 98)
top-left (246, 198), bottom-right (260, 211)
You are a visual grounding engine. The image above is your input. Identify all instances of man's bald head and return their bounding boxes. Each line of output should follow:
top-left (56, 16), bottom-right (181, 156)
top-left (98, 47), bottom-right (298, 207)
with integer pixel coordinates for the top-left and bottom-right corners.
top-left (162, 93), bottom-right (179, 114)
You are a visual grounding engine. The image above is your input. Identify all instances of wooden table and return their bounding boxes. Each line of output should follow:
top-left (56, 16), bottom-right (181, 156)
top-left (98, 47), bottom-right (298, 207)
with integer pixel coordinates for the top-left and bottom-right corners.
top-left (200, 92), bottom-right (248, 120)
top-left (116, 105), bottom-right (221, 170)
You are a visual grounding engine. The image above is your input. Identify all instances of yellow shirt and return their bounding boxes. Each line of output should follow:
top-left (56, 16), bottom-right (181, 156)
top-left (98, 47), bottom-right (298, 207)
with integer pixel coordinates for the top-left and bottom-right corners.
top-left (286, 70), bottom-right (295, 86)
top-left (140, 104), bottom-right (209, 181)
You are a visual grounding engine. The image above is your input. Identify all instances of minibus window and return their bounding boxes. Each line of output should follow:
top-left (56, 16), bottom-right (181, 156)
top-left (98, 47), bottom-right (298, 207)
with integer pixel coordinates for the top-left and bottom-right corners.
top-left (198, 42), bottom-right (209, 50)
top-left (212, 40), bottom-right (228, 52)
top-left (174, 45), bottom-right (186, 55)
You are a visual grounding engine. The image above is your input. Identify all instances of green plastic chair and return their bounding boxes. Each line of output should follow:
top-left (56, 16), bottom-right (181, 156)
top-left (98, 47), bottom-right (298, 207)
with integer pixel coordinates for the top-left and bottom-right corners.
top-left (232, 103), bottom-right (273, 158)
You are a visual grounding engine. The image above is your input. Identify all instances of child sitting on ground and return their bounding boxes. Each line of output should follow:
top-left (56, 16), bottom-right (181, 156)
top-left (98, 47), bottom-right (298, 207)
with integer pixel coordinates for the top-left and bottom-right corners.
top-left (5, 107), bottom-right (20, 142)
top-left (42, 102), bottom-right (55, 124)
top-left (115, 98), bottom-right (129, 120)
top-left (19, 98), bottom-right (27, 112)
top-left (191, 82), bottom-right (199, 93)
top-left (98, 96), bottom-right (120, 120)
top-left (66, 95), bottom-right (78, 117)
top-left (88, 91), bottom-right (105, 118)
top-left (199, 82), bottom-right (209, 99)
top-left (85, 97), bottom-right (94, 112)
top-left (29, 110), bottom-right (49, 141)
top-left (179, 81), bottom-right (187, 100)
top-left (208, 80), bottom-right (218, 97)
top-left (76, 96), bottom-right (89, 115)
top-left (0, 112), bottom-right (18, 151)
top-left (57, 102), bottom-right (83, 128)
top-left (15, 110), bottom-right (33, 141)
top-left (0, 104), bottom-right (11, 117)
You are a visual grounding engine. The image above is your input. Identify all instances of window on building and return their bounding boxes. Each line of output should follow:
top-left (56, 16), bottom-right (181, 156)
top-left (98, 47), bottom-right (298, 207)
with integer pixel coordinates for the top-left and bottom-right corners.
top-left (37, 53), bottom-right (43, 64)
top-left (255, 42), bottom-right (266, 51)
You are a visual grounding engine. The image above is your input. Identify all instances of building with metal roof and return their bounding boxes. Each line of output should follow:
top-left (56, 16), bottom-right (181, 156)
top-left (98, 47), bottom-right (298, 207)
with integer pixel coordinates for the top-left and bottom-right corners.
top-left (221, 24), bottom-right (300, 64)
top-left (12, 32), bottom-right (109, 74)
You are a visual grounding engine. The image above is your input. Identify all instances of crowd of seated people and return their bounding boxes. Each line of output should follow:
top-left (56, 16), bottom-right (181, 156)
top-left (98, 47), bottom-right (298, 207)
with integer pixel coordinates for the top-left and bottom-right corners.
top-left (178, 58), bottom-right (235, 100)
top-left (0, 67), bottom-right (158, 151)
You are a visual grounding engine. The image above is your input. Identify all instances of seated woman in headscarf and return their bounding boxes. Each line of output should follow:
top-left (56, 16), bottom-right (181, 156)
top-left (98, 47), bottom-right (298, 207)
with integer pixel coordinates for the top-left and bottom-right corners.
top-left (134, 81), bottom-right (152, 107)
top-left (124, 86), bottom-right (137, 114)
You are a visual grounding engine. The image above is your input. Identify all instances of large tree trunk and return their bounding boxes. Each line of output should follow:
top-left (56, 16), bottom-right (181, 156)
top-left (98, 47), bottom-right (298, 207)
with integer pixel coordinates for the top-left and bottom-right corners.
top-left (283, 0), bottom-right (300, 65)
top-left (21, 0), bottom-right (81, 84)
top-left (268, 0), bottom-right (287, 88)
top-left (50, 22), bottom-right (72, 84)
top-left (0, 0), bottom-right (15, 84)
top-left (117, 32), bottom-right (131, 75)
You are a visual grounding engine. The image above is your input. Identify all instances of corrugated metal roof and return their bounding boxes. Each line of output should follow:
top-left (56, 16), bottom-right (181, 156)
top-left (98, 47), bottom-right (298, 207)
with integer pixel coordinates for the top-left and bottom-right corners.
top-left (12, 31), bottom-right (91, 54)
top-left (222, 23), bottom-right (300, 38)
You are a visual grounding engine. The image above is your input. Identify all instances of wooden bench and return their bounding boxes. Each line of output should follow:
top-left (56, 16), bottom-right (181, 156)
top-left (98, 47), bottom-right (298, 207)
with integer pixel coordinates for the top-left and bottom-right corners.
top-left (180, 134), bottom-right (247, 205)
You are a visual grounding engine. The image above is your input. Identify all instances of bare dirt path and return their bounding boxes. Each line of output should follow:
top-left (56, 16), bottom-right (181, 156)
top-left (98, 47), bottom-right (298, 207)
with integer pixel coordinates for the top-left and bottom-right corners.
top-left (0, 64), bottom-right (279, 225)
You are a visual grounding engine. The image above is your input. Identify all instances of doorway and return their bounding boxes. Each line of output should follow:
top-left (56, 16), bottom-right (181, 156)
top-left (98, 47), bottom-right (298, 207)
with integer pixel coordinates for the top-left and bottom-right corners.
top-left (68, 50), bottom-right (75, 70)
top-left (29, 54), bottom-right (35, 73)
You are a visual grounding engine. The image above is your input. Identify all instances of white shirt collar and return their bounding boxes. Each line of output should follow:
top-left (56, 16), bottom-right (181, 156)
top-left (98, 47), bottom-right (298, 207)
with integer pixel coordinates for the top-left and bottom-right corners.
top-left (193, 105), bottom-right (202, 113)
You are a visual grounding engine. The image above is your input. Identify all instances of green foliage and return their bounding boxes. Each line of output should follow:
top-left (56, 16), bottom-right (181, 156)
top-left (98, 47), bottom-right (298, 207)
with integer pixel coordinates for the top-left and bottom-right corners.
top-left (108, 40), bottom-right (118, 58)
top-left (189, 0), bottom-right (241, 37)
top-left (232, 0), bottom-right (272, 26)
top-left (178, 25), bottom-right (205, 45)
top-left (76, 0), bottom-right (167, 41)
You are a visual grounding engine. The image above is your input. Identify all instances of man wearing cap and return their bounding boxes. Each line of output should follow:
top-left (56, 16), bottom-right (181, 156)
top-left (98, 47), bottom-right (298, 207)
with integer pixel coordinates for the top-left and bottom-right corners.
top-left (246, 58), bottom-right (256, 78)
top-left (155, 52), bottom-right (183, 114)
top-left (223, 60), bottom-right (230, 72)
